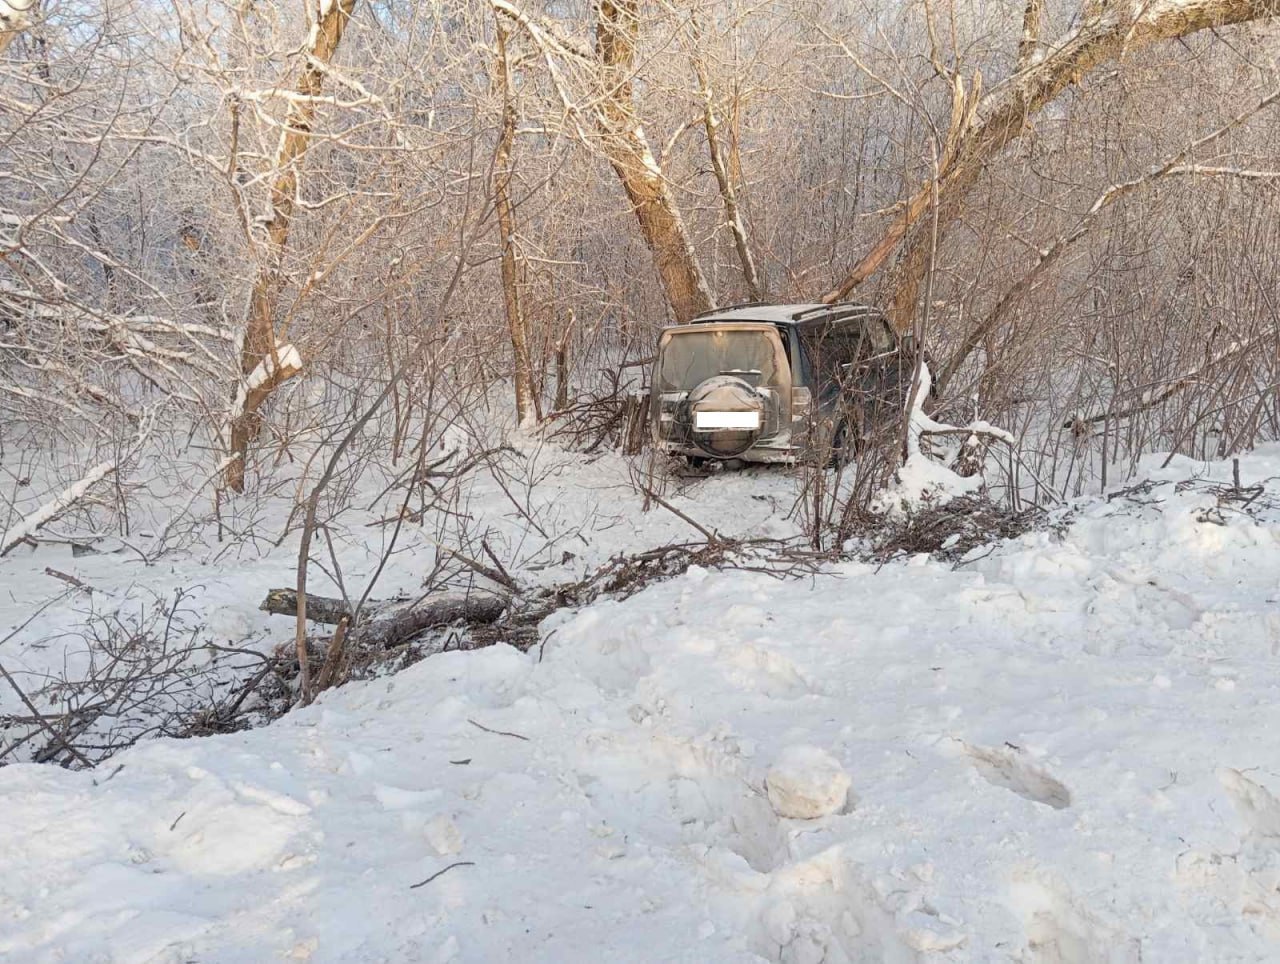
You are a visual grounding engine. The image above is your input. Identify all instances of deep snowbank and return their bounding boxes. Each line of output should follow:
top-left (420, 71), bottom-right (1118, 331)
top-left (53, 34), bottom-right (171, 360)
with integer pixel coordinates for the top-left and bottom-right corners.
top-left (3, 449), bottom-right (1280, 961)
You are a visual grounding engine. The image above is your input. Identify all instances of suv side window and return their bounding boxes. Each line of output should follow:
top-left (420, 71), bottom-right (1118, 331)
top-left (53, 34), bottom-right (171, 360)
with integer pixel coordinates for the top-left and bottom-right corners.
top-left (799, 324), bottom-right (846, 387)
top-left (835, 324), bottom-right (871, 368)
top-left (804, 322), bottom-right (879, 382)
top-left (800, 316), bottom-right (900, 388)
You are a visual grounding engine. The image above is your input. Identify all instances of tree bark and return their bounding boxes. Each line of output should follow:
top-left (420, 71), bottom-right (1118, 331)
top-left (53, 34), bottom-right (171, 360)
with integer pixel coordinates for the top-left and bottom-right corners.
top-left (494, 16), bottom-right (540, 427)
top-left (224, 0), bottom-right (357, 492)
top-left (596, 0), bottom-right (713, 323)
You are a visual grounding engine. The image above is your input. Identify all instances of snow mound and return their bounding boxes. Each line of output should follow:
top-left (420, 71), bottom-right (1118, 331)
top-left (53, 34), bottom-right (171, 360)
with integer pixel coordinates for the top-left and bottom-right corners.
top-left (765, 745), bottom-right (851, 819)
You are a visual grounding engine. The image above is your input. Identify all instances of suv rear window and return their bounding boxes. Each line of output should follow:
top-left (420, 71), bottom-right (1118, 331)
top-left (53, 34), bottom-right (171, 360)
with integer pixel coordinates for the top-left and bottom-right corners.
top-left (657, 328), bottom-right (783, 392)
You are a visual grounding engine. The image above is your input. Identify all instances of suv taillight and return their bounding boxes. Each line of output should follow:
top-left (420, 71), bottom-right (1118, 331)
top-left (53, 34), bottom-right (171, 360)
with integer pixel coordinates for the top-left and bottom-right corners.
top-left (790, 386), bottom-right (811, 418)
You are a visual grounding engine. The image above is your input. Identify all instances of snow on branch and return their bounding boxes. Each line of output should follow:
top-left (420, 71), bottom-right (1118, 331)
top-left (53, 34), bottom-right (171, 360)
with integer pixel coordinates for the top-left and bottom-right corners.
top-left (489, 0), bottom-right (591, 140)
top-left (1, 461), bottom-right (117, 557)
top-left (876, 362), bottom-right (1018, 518)
top-left (1, 410), bottom-right (158, 555)
top-left (1160, 164), bottom-right (1280, 180)
top-left (227, 341), bottom-right (303, 424)
top-left (906, 362), bottom-right (1015, 457)
top-left (488, 0), bottom-right (592, 62)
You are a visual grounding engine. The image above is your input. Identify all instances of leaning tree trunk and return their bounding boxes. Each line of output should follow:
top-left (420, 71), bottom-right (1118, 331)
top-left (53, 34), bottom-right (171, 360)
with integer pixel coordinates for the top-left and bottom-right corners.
top-left (493, 16), bottom-right (540, 428)
top-left (824, 0), bottom-right (1280, 329)
top-left (224, 0), bottom-right (357, 493)
top-left (596, 0), bottom-right (713, 323)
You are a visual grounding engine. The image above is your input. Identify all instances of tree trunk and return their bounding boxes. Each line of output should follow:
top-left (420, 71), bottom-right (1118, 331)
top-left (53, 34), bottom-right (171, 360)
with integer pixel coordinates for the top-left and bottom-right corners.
top-left (688, 16), bottom-right (765, 301)
top-left (493, 17), bottom-right (540, 428)
top-left (224, 0), bottom-right (357, 492)
top-left (596, 0), bottom-right (713, 323)
top-left (554, 309), bottom-right (574, 411)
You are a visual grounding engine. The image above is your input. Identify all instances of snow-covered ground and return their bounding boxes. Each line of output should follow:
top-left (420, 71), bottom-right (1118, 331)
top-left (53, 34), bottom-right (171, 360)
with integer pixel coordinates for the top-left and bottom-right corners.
top-left (3, 445), bottom-right (1280, 961)
top-left (0, 437), bottom-right (801, 760)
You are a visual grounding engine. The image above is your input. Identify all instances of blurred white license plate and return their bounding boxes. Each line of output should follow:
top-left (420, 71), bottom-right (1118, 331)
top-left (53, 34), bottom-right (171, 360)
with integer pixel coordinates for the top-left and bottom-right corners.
top-left (695, 411), bottom-right (760, 430)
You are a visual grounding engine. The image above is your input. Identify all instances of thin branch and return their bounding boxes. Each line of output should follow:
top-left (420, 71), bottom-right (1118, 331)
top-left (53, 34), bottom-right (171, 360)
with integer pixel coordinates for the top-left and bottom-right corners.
top-left (410, 861), bottom-right (476, 889)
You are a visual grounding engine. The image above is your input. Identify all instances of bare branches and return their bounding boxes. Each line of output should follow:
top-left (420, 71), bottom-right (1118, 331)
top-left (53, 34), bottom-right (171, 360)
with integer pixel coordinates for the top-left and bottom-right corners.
top-left (492, 0), bottom-right (713, 322)
top-left (293, 371), bottom-right (402, 705)
top-left (821, 68), bottom-right (981, 305)
top-left (0, 460), bottom-right (116, 556)
top-left (937, 85), bottom-right (1280, 395)
top-left (824, 0), bottom-right (1280, 325)
top-left (1, 411), bottom-right (153, 556)
top-left (2, 590), bottom-right (289, 769)
top-left (1069, 326), bottom-right (1279, 428)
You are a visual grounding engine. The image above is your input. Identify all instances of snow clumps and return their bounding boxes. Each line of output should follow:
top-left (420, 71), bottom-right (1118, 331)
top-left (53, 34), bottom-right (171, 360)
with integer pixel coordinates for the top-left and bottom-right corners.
top-left (764, 745), bottom-right (851, 819)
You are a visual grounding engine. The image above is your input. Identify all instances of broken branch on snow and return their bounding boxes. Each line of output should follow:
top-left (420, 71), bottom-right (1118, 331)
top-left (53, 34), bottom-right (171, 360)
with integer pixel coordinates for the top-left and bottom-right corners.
top-left (259, 589), bottom-right (509, 651)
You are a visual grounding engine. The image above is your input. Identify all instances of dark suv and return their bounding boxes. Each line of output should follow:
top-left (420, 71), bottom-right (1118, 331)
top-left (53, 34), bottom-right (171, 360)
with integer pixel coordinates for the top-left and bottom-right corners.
top-left (650, 302), bottom-right (921, 465)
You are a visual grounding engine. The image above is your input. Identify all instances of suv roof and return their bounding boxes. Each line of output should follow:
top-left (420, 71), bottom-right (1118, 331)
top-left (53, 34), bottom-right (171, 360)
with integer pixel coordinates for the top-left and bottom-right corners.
top-left (686, 302), bottom-right (882, 327)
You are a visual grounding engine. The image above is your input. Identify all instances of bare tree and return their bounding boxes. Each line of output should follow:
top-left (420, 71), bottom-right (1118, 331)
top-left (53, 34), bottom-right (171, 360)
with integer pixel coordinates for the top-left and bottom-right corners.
top-left (492, 0), bottom-right (713, 323)
top-left (224, 0), bottom-right (358, 493)
top-left (686, 11), bottom-right (766, 301)
top-left (594, 1), bottom-right (712, 322)
top-left (493, 14), bottom-right (540, 427)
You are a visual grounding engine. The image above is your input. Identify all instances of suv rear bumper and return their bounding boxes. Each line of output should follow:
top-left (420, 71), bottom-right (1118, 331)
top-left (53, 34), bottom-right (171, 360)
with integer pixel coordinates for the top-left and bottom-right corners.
top-left (654, 439), bottom-right (802, 464)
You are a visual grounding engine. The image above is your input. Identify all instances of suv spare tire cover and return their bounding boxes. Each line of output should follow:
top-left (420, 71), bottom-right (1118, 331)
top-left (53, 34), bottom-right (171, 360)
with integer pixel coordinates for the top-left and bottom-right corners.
top-left (687, 375), bottom-right (765, 458)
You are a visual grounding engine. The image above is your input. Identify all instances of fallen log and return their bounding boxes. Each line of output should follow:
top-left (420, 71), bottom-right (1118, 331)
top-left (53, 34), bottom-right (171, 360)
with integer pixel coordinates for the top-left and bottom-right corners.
top-left (259, 589), bottom-right (509, 650)
top-left (260, 588), bottom-right (352, 623)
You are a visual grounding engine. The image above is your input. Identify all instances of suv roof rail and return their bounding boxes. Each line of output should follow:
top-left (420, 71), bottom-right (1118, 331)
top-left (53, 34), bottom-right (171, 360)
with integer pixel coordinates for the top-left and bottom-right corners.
top-left (691, 300), bottom-right (766, 319)
top-left (787, 304), bottom-right (831, 321)
top-left (788, 302), bottom-right (877, 322)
